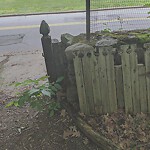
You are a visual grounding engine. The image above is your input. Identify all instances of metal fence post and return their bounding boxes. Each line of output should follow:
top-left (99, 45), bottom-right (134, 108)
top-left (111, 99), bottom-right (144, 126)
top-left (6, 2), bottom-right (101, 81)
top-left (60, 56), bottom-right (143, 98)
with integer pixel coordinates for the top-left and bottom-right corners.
top-left (86, 0), bottom-right (90, 41)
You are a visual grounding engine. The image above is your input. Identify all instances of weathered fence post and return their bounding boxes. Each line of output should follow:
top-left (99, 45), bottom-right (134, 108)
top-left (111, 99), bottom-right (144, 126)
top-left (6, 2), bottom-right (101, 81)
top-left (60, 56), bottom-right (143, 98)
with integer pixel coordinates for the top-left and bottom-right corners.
top-left (40, 20), bottom-right (56, 82)
top-left (144, 43), bottom-right (150, 113)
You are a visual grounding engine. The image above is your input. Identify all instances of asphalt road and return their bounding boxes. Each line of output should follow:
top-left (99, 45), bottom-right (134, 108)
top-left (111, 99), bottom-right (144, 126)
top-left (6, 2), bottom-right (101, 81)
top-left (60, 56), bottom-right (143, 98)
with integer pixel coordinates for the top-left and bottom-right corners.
top-left (0, 7), bottom-right (150, 52)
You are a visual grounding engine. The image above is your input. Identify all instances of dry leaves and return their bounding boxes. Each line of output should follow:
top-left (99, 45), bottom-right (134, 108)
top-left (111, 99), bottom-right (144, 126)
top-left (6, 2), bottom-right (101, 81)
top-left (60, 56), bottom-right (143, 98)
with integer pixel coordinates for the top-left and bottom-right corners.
top-left (63, 126), bottom-right (80, 139)
top-left (85, 111), bottom-right (150, 150)
top-left (79, 112), bottom-right (86, 118)
top-left (60, 109), bottom-right (66, 118)
top-left (83, 137), bottom-right (89, 145)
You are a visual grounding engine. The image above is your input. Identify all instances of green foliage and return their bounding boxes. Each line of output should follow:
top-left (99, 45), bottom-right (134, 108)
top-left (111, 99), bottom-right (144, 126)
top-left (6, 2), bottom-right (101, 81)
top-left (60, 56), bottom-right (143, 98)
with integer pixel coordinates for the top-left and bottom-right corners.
top-left (0, 0), bottom-right (148, 16)
top-left (146, 3), bottom-right (150, 17)
top-left (101, 28), bottom-right (112, 33)
top-left (6, 76), bottom-right (64, 116)
top-left (144, 3), bottom-right (150, 7)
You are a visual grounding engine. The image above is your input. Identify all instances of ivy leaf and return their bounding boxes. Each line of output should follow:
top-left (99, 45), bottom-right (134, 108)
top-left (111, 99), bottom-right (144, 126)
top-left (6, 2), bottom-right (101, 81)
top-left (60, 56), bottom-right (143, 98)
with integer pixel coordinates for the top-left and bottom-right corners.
top-left (18, 96), bottom-right (26, 107)
top-left (5, 101), bottom-right (15, 108)
top-left (36, 103), bottom-right (43, 111)
top-left (13, 101), bottom-right (19, 107)
top-left (37, 76), bottom-right (49, 81)
top-left (56, 76), bottom-right (64, 83)
top-left (29, 89), bottom-right (39, 96)
top-left (56, 102), bottom-right (61, 109)
top-left (51, 86), bottom-right (58, 92)
top-left (13, 82), bottom-right (22, 87)
top-left (49, 110), bottom-right (54, 117)
top-left (47, 89), bottom-right (55, 96)
top-left (15, 79), bottom-right (35, 87)
top-left (30, 101), bottom-right (37, 108)
top-left (41, 89), bottom-right (51, 97)
top-left (54, 83), bottom-right (62, 90)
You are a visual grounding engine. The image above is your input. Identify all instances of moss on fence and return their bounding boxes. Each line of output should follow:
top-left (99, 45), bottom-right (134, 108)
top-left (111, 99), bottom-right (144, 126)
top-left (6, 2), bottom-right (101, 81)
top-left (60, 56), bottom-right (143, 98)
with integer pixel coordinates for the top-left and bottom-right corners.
top-left (71, 29), bottom-right (150, 47)
top-left (65, 29), bottom-right (150, 115)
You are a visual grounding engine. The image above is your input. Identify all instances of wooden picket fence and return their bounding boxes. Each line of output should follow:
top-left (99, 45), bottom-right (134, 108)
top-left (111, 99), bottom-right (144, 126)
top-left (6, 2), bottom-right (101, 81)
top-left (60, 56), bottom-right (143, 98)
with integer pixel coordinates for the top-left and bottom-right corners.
top-left (73, 43), bottom-right (150, 115)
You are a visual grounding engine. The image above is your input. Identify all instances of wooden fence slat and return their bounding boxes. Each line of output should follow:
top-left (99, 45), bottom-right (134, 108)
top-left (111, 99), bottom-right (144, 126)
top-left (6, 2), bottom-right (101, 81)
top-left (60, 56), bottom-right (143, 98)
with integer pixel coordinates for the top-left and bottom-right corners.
top-left (144, 43), bottom-right (150, 113)
top-left (91, 52), bottom-right (102, 114)
top-left (115, 65), bottom-right (124, 109)
top-left (138, 64), bottom-right (148, 113)
top-left (98, 48), bottom-right (109, 114)
top-left (129, 44), bottom-right (140, 113)
top-left (82, 52), bottom-right (95, 114)
top-left (74, 56), bottom-right (89, 114)
top-left (105, 47), bottom-right (117, 113)
top-left (121, 45), bottom-right (133, 113)
top-left (73, 43), bottom-right (150, 115)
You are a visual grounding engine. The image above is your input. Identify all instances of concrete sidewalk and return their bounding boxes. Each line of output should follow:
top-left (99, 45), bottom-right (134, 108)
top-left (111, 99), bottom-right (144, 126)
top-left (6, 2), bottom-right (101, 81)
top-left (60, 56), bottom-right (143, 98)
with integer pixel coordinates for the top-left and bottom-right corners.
top-left (0, 49), bottom-right (46, 95)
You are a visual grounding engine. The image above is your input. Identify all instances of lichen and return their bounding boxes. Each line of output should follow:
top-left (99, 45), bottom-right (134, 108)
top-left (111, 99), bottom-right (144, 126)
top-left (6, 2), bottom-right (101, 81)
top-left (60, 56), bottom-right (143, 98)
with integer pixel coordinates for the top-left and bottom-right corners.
top-left (135, 33), bottom-right (150, 43)
top-left (71, 29), bottom-right (150, 47)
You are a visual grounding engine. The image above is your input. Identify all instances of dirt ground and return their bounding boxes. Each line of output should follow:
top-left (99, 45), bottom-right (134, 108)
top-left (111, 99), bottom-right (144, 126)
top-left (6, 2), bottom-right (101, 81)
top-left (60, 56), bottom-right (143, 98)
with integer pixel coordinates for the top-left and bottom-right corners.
top-left (0, 49), bottom-right (100, 150)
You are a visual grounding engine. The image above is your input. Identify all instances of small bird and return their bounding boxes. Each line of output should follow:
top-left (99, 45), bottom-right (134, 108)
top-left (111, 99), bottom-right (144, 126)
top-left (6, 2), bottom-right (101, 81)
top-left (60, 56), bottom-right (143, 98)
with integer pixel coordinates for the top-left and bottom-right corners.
top-left (40, 20), bottom-right (50, 36)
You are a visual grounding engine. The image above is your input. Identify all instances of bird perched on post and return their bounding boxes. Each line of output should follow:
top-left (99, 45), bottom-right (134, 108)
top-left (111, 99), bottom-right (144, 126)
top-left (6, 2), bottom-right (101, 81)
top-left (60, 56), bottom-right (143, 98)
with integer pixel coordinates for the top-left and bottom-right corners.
top-left (40, 20), bottom-right (50, 36)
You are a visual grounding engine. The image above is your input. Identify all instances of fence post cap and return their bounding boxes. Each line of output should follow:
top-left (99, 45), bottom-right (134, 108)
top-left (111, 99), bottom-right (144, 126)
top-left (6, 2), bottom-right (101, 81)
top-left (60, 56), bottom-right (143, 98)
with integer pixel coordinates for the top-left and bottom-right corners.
top-left (61, 33), bottom-right (74, 46)
top-left (95, 36), bottom-right (118, 47)
top-left (65, 43), bottom-right (94, 61)
top-left (40, 20), bottom-right (50, 36)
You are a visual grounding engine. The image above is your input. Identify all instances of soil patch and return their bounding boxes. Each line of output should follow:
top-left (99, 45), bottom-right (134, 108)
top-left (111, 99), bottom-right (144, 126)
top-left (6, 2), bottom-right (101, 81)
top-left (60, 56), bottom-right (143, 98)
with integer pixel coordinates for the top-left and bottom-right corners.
top-left (0, 50), bottom-right (100, 150)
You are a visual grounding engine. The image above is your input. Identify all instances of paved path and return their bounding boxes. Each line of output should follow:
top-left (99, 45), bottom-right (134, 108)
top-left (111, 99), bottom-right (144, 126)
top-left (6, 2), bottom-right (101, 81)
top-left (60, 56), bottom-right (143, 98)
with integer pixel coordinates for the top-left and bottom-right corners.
top-left (0, 7), bottom-right (150, 51)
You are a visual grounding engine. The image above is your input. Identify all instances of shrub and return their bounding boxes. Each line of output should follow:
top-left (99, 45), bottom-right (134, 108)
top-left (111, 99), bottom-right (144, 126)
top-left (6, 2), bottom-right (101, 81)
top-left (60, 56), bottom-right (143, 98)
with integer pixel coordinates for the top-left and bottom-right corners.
top-left (6, 76), bottom-right (64, 116)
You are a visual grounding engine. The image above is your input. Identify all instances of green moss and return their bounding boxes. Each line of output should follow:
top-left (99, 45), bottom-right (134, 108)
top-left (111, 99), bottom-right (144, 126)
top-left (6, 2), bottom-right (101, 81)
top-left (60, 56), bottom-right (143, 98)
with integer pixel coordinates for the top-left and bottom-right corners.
top-left (107, 33), bottom-right (128, 40)
top-left (71, 29), bottom-right (150, 47)
top-left (72, 33), bottom-right (97, 47)
top-left (135, 33), bottom-right (150, 43)
top-left (104, 31), bottom-right (150, 44)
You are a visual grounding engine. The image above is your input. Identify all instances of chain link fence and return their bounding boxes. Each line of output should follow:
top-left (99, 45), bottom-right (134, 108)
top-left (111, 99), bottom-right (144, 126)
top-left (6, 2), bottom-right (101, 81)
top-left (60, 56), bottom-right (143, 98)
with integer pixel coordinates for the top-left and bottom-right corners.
top-left (90, 0), bottom-right (150, 32)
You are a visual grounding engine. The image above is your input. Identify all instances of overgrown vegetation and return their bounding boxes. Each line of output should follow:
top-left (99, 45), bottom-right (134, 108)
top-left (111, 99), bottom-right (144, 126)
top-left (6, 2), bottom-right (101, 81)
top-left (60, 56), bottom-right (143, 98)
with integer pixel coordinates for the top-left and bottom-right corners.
top-left (0, 0), bottom-right (148, 15)
top-left (6, 76), bottom-right (64, 116)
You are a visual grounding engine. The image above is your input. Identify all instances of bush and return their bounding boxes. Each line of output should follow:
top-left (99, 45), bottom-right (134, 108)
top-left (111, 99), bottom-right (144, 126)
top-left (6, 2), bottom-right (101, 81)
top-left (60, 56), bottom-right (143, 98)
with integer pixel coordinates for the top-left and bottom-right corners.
top-left (6, 76), bottom-right (64, 116)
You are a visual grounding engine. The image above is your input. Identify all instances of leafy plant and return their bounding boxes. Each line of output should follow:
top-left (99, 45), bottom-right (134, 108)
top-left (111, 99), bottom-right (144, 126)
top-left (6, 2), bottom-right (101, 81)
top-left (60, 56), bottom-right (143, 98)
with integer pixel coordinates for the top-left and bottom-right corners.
top-left (6, 76), bottom-right (64, 116)
top-left (101, 28), bottom-right (112, 33)
top-left (102, 22), bottom-right (112, 33)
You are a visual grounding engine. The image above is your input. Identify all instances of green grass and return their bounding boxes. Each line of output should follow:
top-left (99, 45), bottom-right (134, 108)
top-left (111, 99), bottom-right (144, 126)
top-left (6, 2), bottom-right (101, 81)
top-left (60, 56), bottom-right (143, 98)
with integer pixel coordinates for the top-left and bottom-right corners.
top-left (91, 0), bottom-right (149, 9)
top-left (0, 0), bottom-right (149, 15)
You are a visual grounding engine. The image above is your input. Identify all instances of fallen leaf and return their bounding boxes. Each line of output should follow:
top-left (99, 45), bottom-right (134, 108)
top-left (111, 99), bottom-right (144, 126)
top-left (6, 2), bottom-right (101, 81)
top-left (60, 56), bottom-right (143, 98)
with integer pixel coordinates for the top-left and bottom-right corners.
top-left (0, 100), bottom-right (5, 104)
top-left (60, 109), bottom-right (66, 118)
top-left (119, 139), bottom-right (130, 149)
top-left (69, 126), bottom-right (77, 132)
top-left (63, 126), bottom-right (80, 139)
top-left (79, 112), bottom-right (85, 118)
top-left (88, 118), bottom-right (97, 126)
top-left (63, 129), bottom-right (73, 139)
top-left (83, 138), bottom-right (89, 145)
top-left (138, 132), bottom-right (147, 142)
top-left (72, 130), bottom-right (80, 137)
top-left (18, 128), bottom-right (22, 134)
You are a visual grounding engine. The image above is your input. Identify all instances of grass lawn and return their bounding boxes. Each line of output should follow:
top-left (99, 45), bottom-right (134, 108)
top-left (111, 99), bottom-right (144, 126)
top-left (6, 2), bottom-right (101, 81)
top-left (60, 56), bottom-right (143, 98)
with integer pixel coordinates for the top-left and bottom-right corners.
top-left (0, 0), bottom-right (149, 15)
